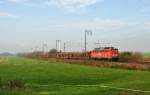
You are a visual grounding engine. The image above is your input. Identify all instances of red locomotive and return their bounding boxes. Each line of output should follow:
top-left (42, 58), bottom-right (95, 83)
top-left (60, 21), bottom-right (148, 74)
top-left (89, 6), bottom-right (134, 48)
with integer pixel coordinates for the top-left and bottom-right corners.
top-left (42, 47), bottom-right (119, 61)
top-left (90, 47), bottom-right (119, 60)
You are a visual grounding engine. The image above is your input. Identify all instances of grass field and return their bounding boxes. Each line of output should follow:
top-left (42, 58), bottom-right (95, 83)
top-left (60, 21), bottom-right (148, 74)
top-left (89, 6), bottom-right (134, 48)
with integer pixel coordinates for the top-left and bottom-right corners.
top-left (143, 53), bottom-right (150, 61)
top-left (0, 57), bottom-right (150, 95)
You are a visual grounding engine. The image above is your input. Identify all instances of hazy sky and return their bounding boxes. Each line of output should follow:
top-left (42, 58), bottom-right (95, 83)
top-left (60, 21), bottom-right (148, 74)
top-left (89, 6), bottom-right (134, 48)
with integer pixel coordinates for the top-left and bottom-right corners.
top-left (0, 0), bottom-right (150, 53)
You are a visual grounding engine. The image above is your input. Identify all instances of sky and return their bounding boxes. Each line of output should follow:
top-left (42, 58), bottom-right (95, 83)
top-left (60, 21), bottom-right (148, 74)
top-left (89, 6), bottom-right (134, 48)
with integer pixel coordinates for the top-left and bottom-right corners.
top-left (0, 0), bottom-right (150, 53)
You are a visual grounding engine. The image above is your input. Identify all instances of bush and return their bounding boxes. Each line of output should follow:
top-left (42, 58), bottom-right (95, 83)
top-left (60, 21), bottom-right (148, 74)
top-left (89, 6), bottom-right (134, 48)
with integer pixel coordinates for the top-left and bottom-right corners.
top-left (119, 52), bottom-right (143, 62)
top-left (6, 79), bottom-right (25, 89)
top-left (49, 48), bottom-right (57, 53)
top-left (0, 79), bottom-right (25, 90)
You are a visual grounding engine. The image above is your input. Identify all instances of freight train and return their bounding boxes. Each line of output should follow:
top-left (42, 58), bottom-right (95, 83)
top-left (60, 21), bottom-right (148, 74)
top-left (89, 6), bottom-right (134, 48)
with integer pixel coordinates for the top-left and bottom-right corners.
top-left (41, 47), bottom-right (119, 61)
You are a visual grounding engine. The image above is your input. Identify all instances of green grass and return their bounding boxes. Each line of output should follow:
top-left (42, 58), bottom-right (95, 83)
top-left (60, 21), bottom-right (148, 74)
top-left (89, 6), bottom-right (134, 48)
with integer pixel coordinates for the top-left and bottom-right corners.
top-left (0, 57), bottom-right (150, 95)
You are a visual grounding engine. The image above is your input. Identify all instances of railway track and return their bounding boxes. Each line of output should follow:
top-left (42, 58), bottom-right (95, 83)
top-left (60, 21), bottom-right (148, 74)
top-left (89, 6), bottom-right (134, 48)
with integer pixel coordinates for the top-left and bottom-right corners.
top-left (140, 61), bottom-right (150, 65)
top-left (116, 61), bottom-right (150, 65)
